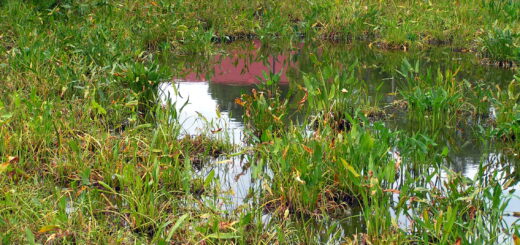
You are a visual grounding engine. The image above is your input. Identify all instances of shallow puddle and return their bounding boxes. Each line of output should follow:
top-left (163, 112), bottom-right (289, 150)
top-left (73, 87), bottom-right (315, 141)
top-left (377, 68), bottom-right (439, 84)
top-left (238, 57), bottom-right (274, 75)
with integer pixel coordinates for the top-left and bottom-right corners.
top-left (160, 40), bottom-right (519, 240)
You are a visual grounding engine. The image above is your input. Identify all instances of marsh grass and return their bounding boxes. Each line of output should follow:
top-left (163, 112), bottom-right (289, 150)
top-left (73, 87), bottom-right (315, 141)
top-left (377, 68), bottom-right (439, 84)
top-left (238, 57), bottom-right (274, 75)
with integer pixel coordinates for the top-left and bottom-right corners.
top-left (395, 59), bottom-right (496, 135)
top-left (115, 61), bottom-right (171, 119)
top-left (1, 0), bottom-right (519, 243)
top-left (238, 72), bottom-right (289, 139)
top-left (490, 77), bottom-right (520, 154)
top-left (481, 26), bottom-right (520, 66)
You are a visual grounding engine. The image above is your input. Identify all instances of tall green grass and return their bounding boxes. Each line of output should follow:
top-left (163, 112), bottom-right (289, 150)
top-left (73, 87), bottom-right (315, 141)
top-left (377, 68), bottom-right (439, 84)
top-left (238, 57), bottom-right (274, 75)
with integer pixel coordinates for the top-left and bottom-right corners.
top-left (1, 0), bottom-right (519, 243)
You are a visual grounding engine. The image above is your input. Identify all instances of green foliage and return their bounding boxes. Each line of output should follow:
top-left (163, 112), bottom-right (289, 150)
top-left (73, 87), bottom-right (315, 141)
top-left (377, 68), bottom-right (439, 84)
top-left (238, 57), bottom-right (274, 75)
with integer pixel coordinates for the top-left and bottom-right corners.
top-left (397, 168), bottom-right (512, 244)
top-left (481, 26), bottom-right (520, 63)
top-left (491, 78), bottom-right (520, 152)
top-left (261, 120), bottom-right (396, 213)
top-left (0, 0), bottom-right (519, 243)
top-left (238, 72), bottom-right (289, 138)
top-left (116, 61), bottom-right (171, 117)
top-left (483, 0), bottom-right (520, 22)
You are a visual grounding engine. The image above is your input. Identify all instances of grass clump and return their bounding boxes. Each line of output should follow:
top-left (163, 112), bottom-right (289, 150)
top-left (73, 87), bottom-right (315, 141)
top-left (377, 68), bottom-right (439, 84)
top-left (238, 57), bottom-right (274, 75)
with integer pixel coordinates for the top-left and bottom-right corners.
top-left (260, 121), bottom-right (396, 215)
top-left (481, 25), bottom-right (520, 66)
top-left (237, 73), bottom-right (289, 138)
top-left (115, 61), bottom-right (171, 118)
top-left (395, 59), bottom-right (496, 132)
top-left (490, 77), bottom-right (520, 153)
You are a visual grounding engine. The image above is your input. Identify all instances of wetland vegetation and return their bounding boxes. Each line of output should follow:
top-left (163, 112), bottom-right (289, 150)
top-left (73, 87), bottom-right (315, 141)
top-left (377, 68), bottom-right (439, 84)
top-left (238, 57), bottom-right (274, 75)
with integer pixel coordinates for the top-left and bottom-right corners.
top-left (1, 0), bottom-right (519, 244)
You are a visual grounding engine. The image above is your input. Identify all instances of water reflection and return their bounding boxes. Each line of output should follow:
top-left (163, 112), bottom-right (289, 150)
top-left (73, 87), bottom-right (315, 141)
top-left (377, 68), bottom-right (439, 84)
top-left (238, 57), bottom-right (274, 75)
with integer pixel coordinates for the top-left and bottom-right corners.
top-left (158, 82), bottom-right (245, 144)
top-left (160, 40), bottom-right (518, 240)
top-left (181, 40), bottom-right (294, 84)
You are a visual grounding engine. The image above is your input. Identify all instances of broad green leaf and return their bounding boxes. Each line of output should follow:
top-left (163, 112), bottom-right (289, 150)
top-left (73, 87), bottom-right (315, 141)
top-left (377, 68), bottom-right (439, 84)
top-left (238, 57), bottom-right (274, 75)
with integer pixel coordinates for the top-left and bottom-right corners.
top-left (441, 146), bottom-right (449, 157)
top-left (204, 170), bottom-right (215, 188)
top-left (90, 100), bottom-right (107, 115)
top-left (25, 228), bottom-right (36, 245)
top-left (97, 181), bottom-right (117, 194)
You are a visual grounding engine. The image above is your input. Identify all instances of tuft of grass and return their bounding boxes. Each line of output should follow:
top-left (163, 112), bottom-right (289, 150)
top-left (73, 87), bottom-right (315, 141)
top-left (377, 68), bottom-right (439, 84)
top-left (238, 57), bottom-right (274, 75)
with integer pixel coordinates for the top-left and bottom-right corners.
top-left (481, 26), bottom-right (520, 65)
top-left (490, 77), bottom-right (520, 153)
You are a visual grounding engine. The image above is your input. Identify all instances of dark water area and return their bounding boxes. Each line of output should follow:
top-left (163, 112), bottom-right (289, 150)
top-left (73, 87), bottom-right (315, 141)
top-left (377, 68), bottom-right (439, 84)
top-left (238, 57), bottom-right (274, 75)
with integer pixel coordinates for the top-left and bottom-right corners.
top-left (159, 40), bottom-right (519, 239)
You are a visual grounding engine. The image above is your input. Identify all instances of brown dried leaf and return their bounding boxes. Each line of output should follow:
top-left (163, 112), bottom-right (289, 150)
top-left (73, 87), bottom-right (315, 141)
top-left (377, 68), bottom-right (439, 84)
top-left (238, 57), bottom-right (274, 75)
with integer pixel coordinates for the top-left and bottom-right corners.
top-left (454, 237), bottom-right (461, 245)
top-left (302, 144), bottom-right (313, 154)
top-left (383, 189), bottom-right (401, 194)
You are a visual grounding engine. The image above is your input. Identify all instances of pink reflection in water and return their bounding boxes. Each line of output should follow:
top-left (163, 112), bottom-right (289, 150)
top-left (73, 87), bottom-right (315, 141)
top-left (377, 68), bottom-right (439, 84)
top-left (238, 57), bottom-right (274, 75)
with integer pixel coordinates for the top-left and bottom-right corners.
top-left (181, 41), bottom-right (295, 84)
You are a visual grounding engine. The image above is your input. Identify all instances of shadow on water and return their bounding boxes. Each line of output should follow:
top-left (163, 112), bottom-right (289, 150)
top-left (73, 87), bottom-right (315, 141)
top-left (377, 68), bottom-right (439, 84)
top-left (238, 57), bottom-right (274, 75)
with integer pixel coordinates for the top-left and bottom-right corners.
top-left (159, 40), bottom-right (519, 241)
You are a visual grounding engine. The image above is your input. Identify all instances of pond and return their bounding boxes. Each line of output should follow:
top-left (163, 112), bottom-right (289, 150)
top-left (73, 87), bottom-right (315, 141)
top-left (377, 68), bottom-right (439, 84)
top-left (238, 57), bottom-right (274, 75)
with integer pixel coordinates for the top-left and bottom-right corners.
top-left (159, 40), bottom-right (519, 240)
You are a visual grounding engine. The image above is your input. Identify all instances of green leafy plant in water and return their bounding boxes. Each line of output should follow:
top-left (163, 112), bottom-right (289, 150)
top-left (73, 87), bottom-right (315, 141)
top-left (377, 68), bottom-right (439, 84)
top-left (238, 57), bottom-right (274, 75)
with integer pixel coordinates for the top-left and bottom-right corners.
top-left (402, 87), bottom-right (462, 130)
top-left (303, 56), bottom-right (371, 131)
top-left (238, 72), bottom-right (289, 140)
top-left (398, 59), bottom-right (472, 132)
top-left (116, 61), bottom-right (171, 119)
top-left (490, 77), bottom-right (520, 151)
top-left (395, 167), bottom-right (513, 244)
top-left (261, 118), bottom-right (397, 217)
top-left (481, 25), bottom-right (520, 64)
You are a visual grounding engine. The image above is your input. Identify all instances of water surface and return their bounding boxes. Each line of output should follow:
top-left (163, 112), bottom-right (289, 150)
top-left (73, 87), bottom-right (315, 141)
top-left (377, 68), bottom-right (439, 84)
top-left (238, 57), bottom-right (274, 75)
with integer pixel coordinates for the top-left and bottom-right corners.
top-left (160, 40), bottom-right (519, 240)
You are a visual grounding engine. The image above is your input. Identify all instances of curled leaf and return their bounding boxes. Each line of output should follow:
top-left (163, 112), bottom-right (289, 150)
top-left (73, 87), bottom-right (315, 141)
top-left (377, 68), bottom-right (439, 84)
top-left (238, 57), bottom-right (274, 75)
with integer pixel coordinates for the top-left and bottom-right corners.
top-left (234, 98), bottom-right (245, 106)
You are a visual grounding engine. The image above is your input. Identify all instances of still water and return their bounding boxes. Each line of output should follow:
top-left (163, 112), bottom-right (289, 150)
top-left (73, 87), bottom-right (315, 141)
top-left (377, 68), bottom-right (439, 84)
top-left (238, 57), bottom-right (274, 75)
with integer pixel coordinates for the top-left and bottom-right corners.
top-left (159, 40), bottom-right (518, 238)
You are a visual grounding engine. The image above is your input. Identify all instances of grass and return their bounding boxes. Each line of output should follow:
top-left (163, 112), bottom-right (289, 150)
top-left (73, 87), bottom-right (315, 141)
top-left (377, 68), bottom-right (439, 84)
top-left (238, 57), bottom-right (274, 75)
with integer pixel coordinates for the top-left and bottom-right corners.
top-left (239, 60), bottom-right (519, 243)
top-left (490, 76), bottom-right (520, 154)
top-left (176, 0), bottom-right (520, 62)
top-left (0, 0), bottom-right (519, 244)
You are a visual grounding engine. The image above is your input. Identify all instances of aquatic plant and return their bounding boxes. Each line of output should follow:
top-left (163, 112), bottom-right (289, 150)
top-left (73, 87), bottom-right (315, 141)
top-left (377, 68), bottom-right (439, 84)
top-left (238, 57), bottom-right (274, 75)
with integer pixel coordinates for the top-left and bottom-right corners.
top-left (1, 0), bottom-right (520, 243)
top-left (237, 72), bottom-right (289, 139)
top-left (481, 25), bottom-right (520, 65)
top-left (396, 60), bottom-right (484, 133)
top-left (260, 118), bottom-right (397, 214)
top-left (392, 167), bottom-right (514, 244)
top-left (115, 61), bottom-right (171, 118)
top-left (490, 78), bottom-right (520, 153)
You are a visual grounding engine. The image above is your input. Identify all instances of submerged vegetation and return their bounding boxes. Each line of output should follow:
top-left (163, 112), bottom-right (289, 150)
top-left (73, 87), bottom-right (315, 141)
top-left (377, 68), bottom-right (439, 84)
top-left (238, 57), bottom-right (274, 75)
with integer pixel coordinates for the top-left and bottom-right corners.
top-left (1, 0), bottom-right (519, 244)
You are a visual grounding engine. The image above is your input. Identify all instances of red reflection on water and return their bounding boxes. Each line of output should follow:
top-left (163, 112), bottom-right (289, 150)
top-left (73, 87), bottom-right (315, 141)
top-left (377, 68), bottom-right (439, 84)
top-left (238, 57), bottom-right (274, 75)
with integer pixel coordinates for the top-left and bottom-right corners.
top-left (181, 40), bottom-right (295, 84)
